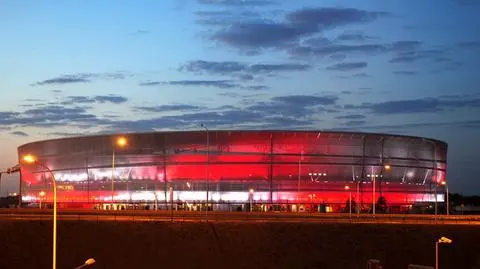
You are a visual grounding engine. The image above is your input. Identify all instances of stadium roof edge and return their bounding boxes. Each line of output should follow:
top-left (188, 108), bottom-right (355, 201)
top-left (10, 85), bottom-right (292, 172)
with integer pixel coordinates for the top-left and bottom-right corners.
top-left (18, 129), bottom-right (447, 149)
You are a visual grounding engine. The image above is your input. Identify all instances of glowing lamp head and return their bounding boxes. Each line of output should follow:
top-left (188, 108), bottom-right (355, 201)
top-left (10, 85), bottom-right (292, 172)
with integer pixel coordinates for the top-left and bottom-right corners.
top-left (440, 181), bottom-right (446, 186)
top-left (23, 154), bottom-right (37, 164)
top-left (39, 191), bottom-right (46, 197)
top-left (438, 237), bottom-right (452, 244)
top-left (249, 188), bottom-right (254, 194)
top-left (116, 137), bottom-right (127, 147)
top-left (85, 258), bottom-right (96, 265)
top-left (384, 164), bottom-right (391, 170)
top-left (344, 185), bottom-right (350, 190)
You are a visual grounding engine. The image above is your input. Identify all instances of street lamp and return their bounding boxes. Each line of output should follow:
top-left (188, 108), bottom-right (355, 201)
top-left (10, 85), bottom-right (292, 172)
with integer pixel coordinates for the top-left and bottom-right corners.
top-left (345, 185), bottom-right (352, 218)
top-left (111, 136), bottom-right (127, 209)
top-left (22, 154), bottom-right (57, 269)
top-left (369, 164), bottom-right (390, 216)
top-left (249, 188), bottom-right (254, 212)
top-left (74, 258), bottom-right (96, 269)
top-left (440, 181), bottom-right (449, 216)
top-left (200, 124), bottom-right (209, 214)
top-left (39, 191), bottom-right (46, 209)
top-left (436, 237), bottom-right (452, 269)
top-left (296, 148), bottom-right (305, 212)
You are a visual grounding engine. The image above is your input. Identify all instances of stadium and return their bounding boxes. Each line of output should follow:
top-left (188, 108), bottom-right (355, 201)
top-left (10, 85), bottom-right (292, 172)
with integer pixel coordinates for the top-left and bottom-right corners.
top-left (17, 130), bottom-right (448, 213)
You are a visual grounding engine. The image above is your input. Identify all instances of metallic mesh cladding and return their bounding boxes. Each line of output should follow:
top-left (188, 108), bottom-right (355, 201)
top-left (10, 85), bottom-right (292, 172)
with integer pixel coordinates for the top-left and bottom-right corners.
top-left (17, 130), bottom-right (448, 209)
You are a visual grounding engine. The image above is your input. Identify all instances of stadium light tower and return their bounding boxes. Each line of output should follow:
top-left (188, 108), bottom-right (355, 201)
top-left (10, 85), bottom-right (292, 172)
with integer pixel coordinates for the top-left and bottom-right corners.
top-left (436, 237), bottom-right (452, 269)
top-left (111, 136), bottom-right (127, 209)
top-left (200, 124), bottom-right (209, 214)
top-left (22, 154), bottom-right (58, 269)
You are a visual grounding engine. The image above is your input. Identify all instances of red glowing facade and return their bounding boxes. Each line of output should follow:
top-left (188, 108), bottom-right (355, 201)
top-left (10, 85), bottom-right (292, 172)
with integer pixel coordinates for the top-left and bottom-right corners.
top-left (17, 130), bottom-right (448, 212)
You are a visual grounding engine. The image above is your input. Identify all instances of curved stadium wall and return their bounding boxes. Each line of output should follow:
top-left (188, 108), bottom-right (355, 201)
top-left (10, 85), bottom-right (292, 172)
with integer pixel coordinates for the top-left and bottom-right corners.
top-left (17, 130), bottom-right (448, 212)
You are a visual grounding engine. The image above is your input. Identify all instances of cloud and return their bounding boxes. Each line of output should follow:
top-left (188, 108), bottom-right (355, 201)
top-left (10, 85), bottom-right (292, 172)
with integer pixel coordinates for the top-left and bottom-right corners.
top-left (393, 71), bottom-right (418, 75)
top-left (61, 95), bottom-right (128, 105)
top-left (336, 31), bottom-right (375, 42)
top-left (289, 39), bottom-right (452, 72)
top-left (130, 30), bottom-right (149, 36)
top-left (290, 44), bottom-right (386, 58)
top-left (194, 10), bottom-right (263, 26)
top-left (106, 94), bottom-right (339, 132)
top-left (10, 131), bottom-right (29, 137)
top-left (247, 95), bottom-right (338, 118)
top-left (249, 63), bottom-right (311, 73)
top-left (93, 95), bottom-right (128, 104)
top-left (350, 97), bottom-right (480, 115)
top-left (211, 21), bottom-right (312, 49)
top-left (335, 114), bottom-right (366, 120)
top-left (286, 7), bottom-right (388, 28)
top-left (139, 80), bottom-right (239, 89)
top-left (0, 106), bottom-right (107, 128)
top-left (351, 72), bottom-right (370, 78)
top-left (335, 119), bottom-right (480, 132)
top-left (35, 74), bottom-right (91, 85)
top-left (1, 93), bottom-right (339, 132)
top-left (246, 85), bottom-right (269, 90)
top-left (389, 49), bottom-right (445, 63)
top-left (326, 62), bottom-right (367, 71)
top-left (389, 40), bottom-right (422, 51)
top-left (344, 120), bottom-right (367, 126)
top-left (197, 0), bottom-right (277, 6)
top-left (133, 104), bottom-right (203, 113)
top-left (180, 60), bottom-right (311, 81)
top-left (457, 41), bottom-right (480, 48)
top-left (209, 7), bottom-right (388, 51)
top-left (109, 109), bottom-right (314, 132)
top-left (180, 60), bottom-right (247, 74)
top-left (33, 72), bottom-right (131, 86)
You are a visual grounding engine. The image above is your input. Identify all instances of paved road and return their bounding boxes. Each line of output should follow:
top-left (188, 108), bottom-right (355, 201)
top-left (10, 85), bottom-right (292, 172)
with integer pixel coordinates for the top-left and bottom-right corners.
top-left (1, 209), bottom-right (479, 225)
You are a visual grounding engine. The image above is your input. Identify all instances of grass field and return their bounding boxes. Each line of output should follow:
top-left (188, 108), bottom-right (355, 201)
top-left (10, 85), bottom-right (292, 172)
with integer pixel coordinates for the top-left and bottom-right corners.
top-left (0, 221), bottom-right (479, 269)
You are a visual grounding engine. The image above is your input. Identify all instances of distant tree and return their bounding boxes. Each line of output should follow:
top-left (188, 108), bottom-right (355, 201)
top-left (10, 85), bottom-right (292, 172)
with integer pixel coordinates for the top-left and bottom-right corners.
top-left (376, 196), bottom-right (387, 213)
top-left (345, 199), bottom-right (357, 213)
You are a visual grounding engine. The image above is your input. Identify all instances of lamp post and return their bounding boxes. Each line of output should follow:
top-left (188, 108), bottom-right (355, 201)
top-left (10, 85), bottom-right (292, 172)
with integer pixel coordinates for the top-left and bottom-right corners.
top-left (200, 124), bottom-right (209, 214)
top-left (22, 154), bottom-right (57, 269)
top-left (169, 186), bottom-right (174, 222)
top-left (345, 185), bottom-right (352, 218)
top-left (249, 188), bottom-right (254, 212)
top-left (441, 181), bottom-right (449, 216)
top-left (369, 164), bottom-right (390, 216)
top-left (111, 137), bottom-right (127, 210)
top-left (436, 237), bottom-right (452, 269)
top-left (297, 150), bottom-right (303, 210)
top-left (371, 166), bottom-right (376, 216)
top-left (39, 191), bottom-right (46, 209)
top-left (74, 258), bottom-right (96, 269)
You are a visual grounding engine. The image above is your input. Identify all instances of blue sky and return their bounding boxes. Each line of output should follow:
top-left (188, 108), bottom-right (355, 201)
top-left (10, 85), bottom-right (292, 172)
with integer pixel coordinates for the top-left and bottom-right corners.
top-left (0, 0), bottom-right (479, 195)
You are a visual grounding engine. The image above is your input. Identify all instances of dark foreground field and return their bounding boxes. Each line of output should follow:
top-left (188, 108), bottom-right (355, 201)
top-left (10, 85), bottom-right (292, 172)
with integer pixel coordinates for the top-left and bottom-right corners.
top-left (1, 221), bottom-right (479, 269)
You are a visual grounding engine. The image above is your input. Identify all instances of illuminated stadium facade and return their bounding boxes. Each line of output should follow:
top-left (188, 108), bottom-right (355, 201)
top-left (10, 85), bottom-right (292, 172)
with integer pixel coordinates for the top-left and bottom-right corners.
top-left (17, 130), bottom-right (448, 213)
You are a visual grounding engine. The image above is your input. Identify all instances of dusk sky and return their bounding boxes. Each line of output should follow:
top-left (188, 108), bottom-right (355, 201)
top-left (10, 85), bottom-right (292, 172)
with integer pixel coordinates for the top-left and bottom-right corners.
top-left (1, 0), bottom-right (479, 195)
